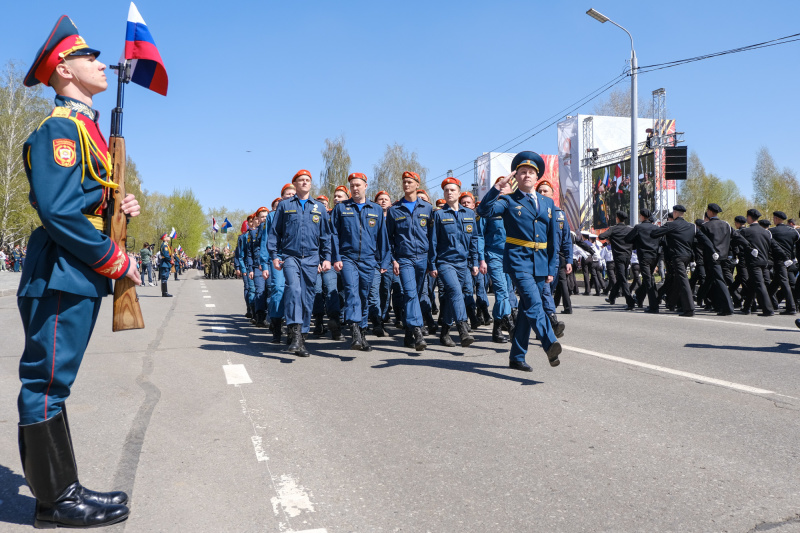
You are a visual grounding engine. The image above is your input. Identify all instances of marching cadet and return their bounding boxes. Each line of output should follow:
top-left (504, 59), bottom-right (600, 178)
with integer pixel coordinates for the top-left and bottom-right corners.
top-left (160, 234), bottom-right (174, 297)
top-left (266, 191), bottom-right (295, 342)
top-left (386, 171), bottom-right (433, 351)
top-left (429, 177), bottom-right (478, 347)
top-left (696, 203), bottom-right (735, 315)
top-left (246, 207), bottom-right (270, 327)
top-left (460, 191), bottom-right (492, 327)
top-left (373, 191), bottom-right (403, 333)
top-left (477, 151), bottom-right (561, 371)
top-left (235, 217), bottom-right (255, 318)
top-left (729, 215), bottom-right (750, 307)
top-left (333, 185), bottom-right (350, 205)
top-left (652, 205), bottom-right (696, 316)
top-left (330, 173), bottom-right (390, 351)
top-left (268, 170), bottom-right (332, 357)
top-left (17, 16), bottom-right (140, 527)
top-left (536, 179), bottom-right (573, 327)
top-left (767, 211), bottom-right (798, 315)
top-left (731, 209), bottom-right (774, 316)
top-left (599, 211), bottom-right (635, 310)
top-left (311, 187), bottom-right (345, 340)
top-left (625, 208), bottom-right (661, 312)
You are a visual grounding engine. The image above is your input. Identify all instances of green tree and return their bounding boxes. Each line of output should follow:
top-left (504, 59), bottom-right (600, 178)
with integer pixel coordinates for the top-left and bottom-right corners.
top-left (372, 143), bottom-right (430, 202)
top-left (0, 61), bottom-right (51, 248)
top-left (752, 147), bottom-right (800, 220)
top-left (678, 151), bottom-right (747, 223)
top-left (318, 135), bottom-right (351, 201)
top-left (203, 206), bottom-right (250, 252)
top-left (163, 188), bottom-right (205, 255)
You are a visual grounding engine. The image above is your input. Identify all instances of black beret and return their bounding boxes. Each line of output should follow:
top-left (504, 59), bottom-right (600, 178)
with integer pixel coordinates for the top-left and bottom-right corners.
top-left (746, 209), bottom-right (761, 219)
top-left (707, 203), bottom-right (723, 213)
top-left (672, 205), bottom-right (686, 212)
top-left (616, 210), bottom-right (628, 221)
top-left (694, 219), bottom-right (705, 226)
top-left (511, 151), bottom-right (545, 174)
top-left (758, 219), bottom-right (771, 227)
top-left (666, 213), bottom-right (674, 220)
top-left (734, 215), bottom-right (747, 224)
top-left (773, 210), bottom-right (787, 220)
top-left (639, 208), bottom-right (652, 219)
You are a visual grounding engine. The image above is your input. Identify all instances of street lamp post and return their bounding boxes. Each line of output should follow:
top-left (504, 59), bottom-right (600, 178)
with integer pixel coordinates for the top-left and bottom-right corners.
top-left (587, 8), bottom-right (638, 227)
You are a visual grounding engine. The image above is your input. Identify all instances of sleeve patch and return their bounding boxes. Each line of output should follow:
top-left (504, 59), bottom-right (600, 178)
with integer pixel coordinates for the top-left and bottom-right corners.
top-left (53, 139), bottom-right (76, 167)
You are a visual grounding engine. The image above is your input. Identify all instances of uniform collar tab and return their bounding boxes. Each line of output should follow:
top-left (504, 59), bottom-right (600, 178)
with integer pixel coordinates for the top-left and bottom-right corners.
top-left (55, 94), bottom-right (96, 121)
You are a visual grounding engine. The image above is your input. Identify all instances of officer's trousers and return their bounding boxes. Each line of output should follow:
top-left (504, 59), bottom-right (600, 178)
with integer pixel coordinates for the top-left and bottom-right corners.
top-left (18, 292), bottom-right (101, 425)
top-left (609, 258), bottom-right (634, 306)
top-left (705, 258), bottom-right (734, 314)
top-left (768, 262), bottom-right (796, 312)
top-left (159, 266), bottom-right (170, 283)
top-left (743, 263), bottom-right (773, 313)
top-left (509, 271), bottom-right (557, 362)
top-left (486, 251), bottom-right (512, 319)
top-left (242, 273), bottom-right (255, 312)
top-left (604, 261), bottom-right (616, 292)
top-left (267, 260), bottom-right (285, 320)
top-left (671, 256), bottom-right (694, 313)
top-left (396, 255), bottom-right (428, 328)
top-left (378, 269), bottom-right (403, 322)
top-left (552, 265), bottom-right (571, 312)
top-left (637, 259), bottom-right (658, 309)
top-left (580, 258), bottom-right (591, 294)
top-left (282, 256), bottom-right (319, 333)
top-left (341, 258), bottom-right (376, 327)
top-left (312, 268), bottom-right (340, 316)
top-left (252, 267), bottom-right (267, 314)
top-left (590, 261), bottom-right (605, 294)
top-left (437, 261), bottom-right (471, 325)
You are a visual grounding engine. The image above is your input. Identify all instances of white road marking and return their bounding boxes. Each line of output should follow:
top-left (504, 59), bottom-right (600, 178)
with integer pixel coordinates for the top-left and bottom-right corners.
top-left (202, 290), bottom-right (209, 292)
top-left (205, 304), bottom-right (216, 308)
top-left (223, 364), bottom-right (252, 385)
top-left (563, 345), bottom-right (775, 395)
top-left (212, 325), bottom-right (227, 333)
top-left (664, 314), bottom-right (798, 331)
top-left (251, 435), bottom-right (269, 461)
top-left (203, 295), bottom-right (211, 298)
top-left (295, 530), bottom-right (328, 533)
top-left (270, 474), bottom-right (316, 518)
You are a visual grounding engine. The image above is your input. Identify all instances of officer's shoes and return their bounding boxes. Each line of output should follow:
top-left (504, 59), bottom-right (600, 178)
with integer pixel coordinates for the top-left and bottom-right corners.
top-left (678, 311), bottom-right (695, 317)
top-left (509, 361), bottom-right (533, 372)
top-left (413, 327), bottom-right (427, 351)
top-left (605, 298), bottom-right (615, 304)
top-left (780, 309), bottom-right (797, 315)
top-left (34, 483), bottom-right (130, 530)
top-left (245, 310), bottom-right (253, 319)
top-left (644, 307), bottom-right (660, 314)
top-left (795, 319), bottom-right (800, 329)
top-left (439, 325), bottom-right (457, 347)
top-left (759, 311), bottom-right (775, 317)
top-left (349, 323), bottom-right (364, 351)
top-left (457, 321), bottom-right (474, 347)
top-left (286, 325), bottom-right (301, 353)
top-left (546, 342), bottom-right (562, 367)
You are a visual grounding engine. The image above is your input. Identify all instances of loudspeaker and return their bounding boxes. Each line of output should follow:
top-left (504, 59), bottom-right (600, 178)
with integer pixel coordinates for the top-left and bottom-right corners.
top-left (664, 146), bottom-right (687, 180)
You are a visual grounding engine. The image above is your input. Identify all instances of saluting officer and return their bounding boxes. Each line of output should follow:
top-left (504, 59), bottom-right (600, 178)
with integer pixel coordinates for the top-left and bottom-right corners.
top-left (330, 173), bottom-right (390, 351)
top-left (652, 205), bottom-right (697, 316)
top-left (17, 16), bottom-right (141, 528)
top-left (767, 211), bottom-right (798, 315)
top-left (160, 234), bottom-right (174, 297)
top-left (599, 211), bottom-right (635, 309)
top-left (477, 151), bottom-right (561, 371)
top-left (386, 171), bottom-right (433, 351)
top-left (429, 177), bottom-right (478, 347)
top-left (625, 208), bottom-right (661, 312)
top-left (268, 171), bottom-right (331, 357)
top-left (731, 209), bottom-right (774, 315)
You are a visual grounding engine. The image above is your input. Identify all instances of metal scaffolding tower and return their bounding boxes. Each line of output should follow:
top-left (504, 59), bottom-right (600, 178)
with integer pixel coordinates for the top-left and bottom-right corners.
top-left (651, 88), bottom-right (668, 224)
top-left (580, 116), bottom-right (596, 229)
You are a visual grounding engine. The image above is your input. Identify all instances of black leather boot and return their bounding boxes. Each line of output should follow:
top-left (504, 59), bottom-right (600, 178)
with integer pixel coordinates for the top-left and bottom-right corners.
top-left (255, 311), bottom-right (267, 328)
top-left (492, 320), bottom-right (508, 343)
top-left (312, 314), bottom-right (325, 336)
top-left (548, 313), bottom-right (565, 338)
top-left (19, 411), bottom-right (129, 529)
top-left (479, 303), bottom-right (493, 325)
top-left (349, 323), bottom-right (364, 351)
top-left (510, 308), bottom-right (518, 331)
top-left (424, 312), bottom-right (438, 335)
top-left (456, 320), bottom-right (475, 347)
top-left (372, 317), bottom-right (386, 337)
top-left (329, 313), bottom-right (344, 341)
top-left (294, 325), bottom-right (310, 357)
top-left (271, 318), bottom-right (282, 343)
top-left (439, 324), bottom-right (456, 347)
top-left (245, 307), bottom-right (253, 319)
top-left (161, 281), bottom-right (172, 297)
top-left (466, 306), bottom-right (481, 329)
top-left (286, 324), bottom-right (302, 353)
top-left (403, 328), bottom-right (415, 348)
top-left (360, 326), bottom-right (373, 352)
top-left (412, 327), bottom-right (427, 351)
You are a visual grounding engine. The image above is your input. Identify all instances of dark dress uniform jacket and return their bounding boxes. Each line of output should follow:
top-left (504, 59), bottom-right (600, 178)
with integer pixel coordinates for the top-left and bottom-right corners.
top-left (769, 224), bottom-right (800, 263)
top-left (732, 224), bottom-right (772, 267)
top-left (698, 218), bottom-right (733, 258)
top-left (598, 223), bottom-right (633, 261)
top-left (651, 217), bottom-right (697, 258)
top-left (18, 95), bottom-right (131, 298)
top-left (624, 221), bottom-right (659, 263)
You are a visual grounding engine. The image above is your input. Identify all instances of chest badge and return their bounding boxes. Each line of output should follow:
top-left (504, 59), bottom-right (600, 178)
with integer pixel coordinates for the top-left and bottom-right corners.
top-left (53, 139), bottom-right (76, 167)
top-left (420, 219), bottom-right (427, 227)
top-left (465, 224), bottom-right (473, 233)
top-left (368, 218), bottom-right (376, 227)
top-left (312, 214), bottom-right (320, 224)
top-left (548, 207), bottom-right (552, 219)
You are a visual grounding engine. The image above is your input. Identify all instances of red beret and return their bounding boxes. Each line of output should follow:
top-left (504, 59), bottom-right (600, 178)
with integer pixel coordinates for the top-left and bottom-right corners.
top-left (334, 185), bottom-right (351, 197)
top-left (402, 171), bottom-right (420, 183)
top-left (255, 206), bottom-right (269, 215)
top-left (535, 178), bottom-right (553, 191)
top-left (316, 195), bottom-right (329, 203)
top-left (292, 169), bottom-right (312, 182)
top-left (240, 221), bottom-right (249, 234)
top-left (271, 197), bottom-right (282, 207)
top-left (374, 191), bottom-right (391, 202)
top-left (281, 183), bottom-right (296, 194)
top-left (436, 199), bottom-right (446, 206)
top-left (441, 177), bottom-right (462, 189)
top-left (348, 172), bottom-right (367, 183)
top-left (459, 191), bottom-right (475, 202)
top-left (417, 189), bottom-right (428, 197)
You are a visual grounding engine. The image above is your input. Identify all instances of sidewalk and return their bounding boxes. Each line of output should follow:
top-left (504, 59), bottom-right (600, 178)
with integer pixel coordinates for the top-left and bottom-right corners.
top-left (0, 271), bottom-right (20, 298)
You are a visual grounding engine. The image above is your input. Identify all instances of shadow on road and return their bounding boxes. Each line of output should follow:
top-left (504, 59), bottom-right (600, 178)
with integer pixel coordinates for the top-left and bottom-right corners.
top-left (685, 342), bottom-right (800, 355)
top-left (0, 463), bottom-right (34, 527)
top-left (371, 358), bottom-right (543, 386)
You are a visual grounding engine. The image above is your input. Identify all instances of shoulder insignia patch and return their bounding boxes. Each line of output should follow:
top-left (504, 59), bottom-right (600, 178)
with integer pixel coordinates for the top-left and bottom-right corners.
top-left (53, 139), bottom-right (76, 167)
top-left (52, 107), bottom-right (72, 119)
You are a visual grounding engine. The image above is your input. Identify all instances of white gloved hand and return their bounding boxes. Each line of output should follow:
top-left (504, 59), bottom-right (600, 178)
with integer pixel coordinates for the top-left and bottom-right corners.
top-left (751, 249), bottom-right (759, 258)
top-left (712, 252), bottom-right (719, 261)
top-left (733, 258), bottom-right (739, 265)
top-left (785, 260), bottom-right (794, 267)
top-left (690, 262), bottom-right (697, 268)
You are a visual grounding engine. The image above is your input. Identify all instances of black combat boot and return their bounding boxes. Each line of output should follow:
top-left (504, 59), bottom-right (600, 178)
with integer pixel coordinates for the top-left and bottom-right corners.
top-left (492, 320), bottom-right (508, 343)
top-left (286, 324), bottom-right (301, 353)
top-left (312, 314), bottom-right (325, 336)
top-left (245, 306), bottom-right (253, 319)
top-left (271, 318), bottom-right (282, 343)
top-left (456, 320), bottom-right (475, 347)
top-left (412, 327), bottom-right (427, 351)
top-left (349, 323), bottom-right (364, 351)
top-left (479, 303), bottom-right (493, 325)
top-left (329, 313), bottom-right (344, 341)
top-left (161, 281), bottom-right (172, 297)
top-left (548, 313), bottom-right (565, 338)
top-left (294, 325), bottom-right (310, 357)
top-left (424, 311), bottom-right (438, 335)
top-left (439, 324), bottom-right (457, 347)
top-left (255, 311), bottom-right (267, 328)
top-left (360, 326), bottom-right (373, 352)
top-left (466, 306), bottom-right (481, 329)
top-left (510, 308), bottom-right (518, 330)
top-left (403, 329), bottom-right (415, 348)
top-left (19, 411), bottom-right (129, 529)
top-left (373, 317), bottom-right (386, 337)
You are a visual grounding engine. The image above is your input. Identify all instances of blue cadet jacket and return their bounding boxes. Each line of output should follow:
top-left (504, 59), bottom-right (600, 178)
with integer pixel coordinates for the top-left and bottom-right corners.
top-left (476, 186), bottom-right (559, 278)
top-left (330, 199), bottom-right (390, 269)
top-left (483, 211), bottom-right (508, 255)
top-left (554, 206), bottom-right (573, 265)
top-left (18, 95), bottom-right (131, 298)
top-left (475, 214), bottom-right (486, 262)
top-left (159, 242), bottom-right (173, 268)
top-left (258, 211), bottom-right (279, 268)
top-left (243, 226), bottom-right (258, 272)
top-left (429, 204), bottom-right (479, 270)
top-left (234, 232), bottom-right (247, 270)
top-left (250, 223), bottom-right (270, 272)
top-left (268, 196), bottom-right (331, 262)
top-left (385, 198), bottom-right (434, 261)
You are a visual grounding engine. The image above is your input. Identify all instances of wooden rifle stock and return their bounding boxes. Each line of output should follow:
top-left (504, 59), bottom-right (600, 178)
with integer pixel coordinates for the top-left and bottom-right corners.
top-left (108, 135), bottom-right (145, 331)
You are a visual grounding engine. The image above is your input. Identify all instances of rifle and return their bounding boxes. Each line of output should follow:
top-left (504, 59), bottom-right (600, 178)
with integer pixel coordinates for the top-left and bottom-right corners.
top-left (107, 61), bottom-right (145, 332)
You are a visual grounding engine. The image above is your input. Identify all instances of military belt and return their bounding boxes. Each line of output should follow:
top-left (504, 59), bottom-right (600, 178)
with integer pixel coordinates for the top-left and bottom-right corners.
top-left (505, 237), bottom-right (547, 250)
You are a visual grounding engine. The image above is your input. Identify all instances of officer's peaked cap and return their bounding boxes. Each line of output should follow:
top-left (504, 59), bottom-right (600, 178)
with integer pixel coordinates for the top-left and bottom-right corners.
top-left (511, 151), bottom-right (545, 175)
top-left (25, 15), bottom-right (101, 88)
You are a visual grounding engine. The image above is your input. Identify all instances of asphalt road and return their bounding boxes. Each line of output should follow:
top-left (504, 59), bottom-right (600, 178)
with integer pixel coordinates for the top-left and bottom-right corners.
top-left (1, 270), bottom-right (799, 532)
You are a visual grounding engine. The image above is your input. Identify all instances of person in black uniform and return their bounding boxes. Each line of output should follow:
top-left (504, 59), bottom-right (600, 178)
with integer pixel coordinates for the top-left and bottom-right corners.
top-left (691, 218), bottom-right (709, 307)
top-left (729, 215), bottom-right (750, 308)
top-left (652, 205), bottom-right (697, 316)
top-left (768, 211), bottom-right (799, 315)
top-left (696, 203), bottom-right (735, 315)
top-left (625, 208), bottom-right (660, 312)
top-left (731, 209), bottom-right (774, 315)
top-left (598, 211), bottom-right (635, 310)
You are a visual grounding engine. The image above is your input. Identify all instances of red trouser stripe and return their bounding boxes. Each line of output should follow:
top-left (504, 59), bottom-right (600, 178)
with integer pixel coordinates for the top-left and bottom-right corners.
top-left (43, 291), bottom-right (62, 420)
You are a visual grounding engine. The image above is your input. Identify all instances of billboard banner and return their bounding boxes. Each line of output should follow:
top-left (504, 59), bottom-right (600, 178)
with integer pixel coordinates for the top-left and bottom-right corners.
top-left (558, 117), bottom-right (580, 231)
top-left (476, 152), bottom-right (557, 204)
top-left (590, 153), bottom-right (656, 229)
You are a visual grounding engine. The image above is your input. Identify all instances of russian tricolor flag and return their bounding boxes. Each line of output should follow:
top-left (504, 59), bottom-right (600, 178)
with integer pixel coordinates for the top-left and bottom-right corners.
top-left (125, 2), bottom-right (168, 96)
top-left (169, 227), bottom-right (177, 239)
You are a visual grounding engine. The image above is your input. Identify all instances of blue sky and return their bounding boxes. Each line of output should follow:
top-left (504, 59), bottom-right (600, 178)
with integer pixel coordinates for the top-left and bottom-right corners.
top-left (5, 1), bottom-right (799, 211)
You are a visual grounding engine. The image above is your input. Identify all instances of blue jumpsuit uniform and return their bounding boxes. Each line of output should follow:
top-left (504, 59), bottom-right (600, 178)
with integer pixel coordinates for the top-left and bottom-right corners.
top-left (247, 222), bottom-right (268, 319)
top-left (234, 230), bottom-right (255, 314)
top-left (473, 216), bottom-right (489, 312)
top-left (477, 187), bottom-right (559, 361)
top-left (483, 210), bottom-right (518, 319)
top-left (311, 214), bottom-right (341, 319)
top-left (429, 204), bottom-right (479, 326)
top-left (541, 206), bottom-right (572, 315)
top-left (330, 199), bottom-right (390, 327)
top-left (268, 196), bottom-right (331, 333)
top-left (386, 198), bottom-right (434, 329)
top-left (262, 211), bottom-right (285, 321)
top-left (18, 96), bottom-right (132, 425)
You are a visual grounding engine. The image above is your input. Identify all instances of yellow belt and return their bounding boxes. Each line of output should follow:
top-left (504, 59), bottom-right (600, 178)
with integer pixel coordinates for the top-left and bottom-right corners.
top-left (505, 237), bottom-right (547, 250)
top-left (84, 214), bottom-right (105, 231)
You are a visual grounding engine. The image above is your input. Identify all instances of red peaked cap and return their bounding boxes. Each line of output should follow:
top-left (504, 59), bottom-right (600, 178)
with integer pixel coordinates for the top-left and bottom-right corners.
top-left (441, 177), bottom-right (462, 189)
top-left (24, 15), bottom-right (101, 87)
top-left (348, 173), bottom-right (367, 183)
top-left (292, 169), bottom-right (312, 182)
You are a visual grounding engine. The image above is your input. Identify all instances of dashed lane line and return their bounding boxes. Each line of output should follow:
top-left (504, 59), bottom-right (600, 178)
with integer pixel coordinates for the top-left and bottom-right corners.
top-left (205, 304), bottom-right (216, 308)
top-left (662, 314), bottom-right (798, 331)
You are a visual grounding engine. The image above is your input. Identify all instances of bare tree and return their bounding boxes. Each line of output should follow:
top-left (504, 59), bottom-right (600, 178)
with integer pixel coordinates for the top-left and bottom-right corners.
top-left (318, 135), bottom-right (351, 201)
top-left (372, 143), bottom-right (430, 202)
top-left (0, 61), bottom-right (51, 248)
top-left (592, 86), bottom-right (654, 118)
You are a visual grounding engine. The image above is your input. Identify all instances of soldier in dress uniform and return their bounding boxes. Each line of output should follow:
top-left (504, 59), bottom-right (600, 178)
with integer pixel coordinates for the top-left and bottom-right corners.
top-left (652, 205), bottom-right (696, 316)
top-left (731, 209), bottom-right (774, 316)
top-left (476, 151), bottom-right (561, 371)
top-left (17, 16), bottom-right (140, 528)
top-left (696, 203), bottom-right (735, 315)
top-left (159, 234), bottom-right (174, 297)
top-left (767, 211), bottom-right (798, 315)
top-left (599, 211), bottom-right (635, 310)
top-left (268, 170), bottom-right (331, 357)
top-left (625, 208), bottom-right (661, 312)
